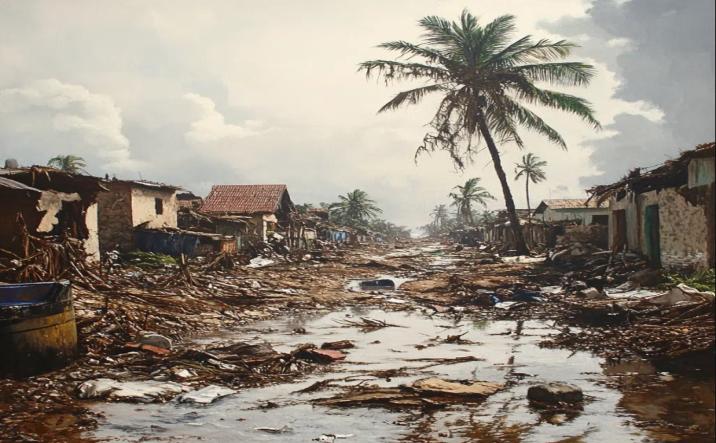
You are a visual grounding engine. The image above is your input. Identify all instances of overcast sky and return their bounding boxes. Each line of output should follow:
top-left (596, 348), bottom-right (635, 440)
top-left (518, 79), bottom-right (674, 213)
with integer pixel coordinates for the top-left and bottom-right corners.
top-left (1, 0), bottom-right (713, 229)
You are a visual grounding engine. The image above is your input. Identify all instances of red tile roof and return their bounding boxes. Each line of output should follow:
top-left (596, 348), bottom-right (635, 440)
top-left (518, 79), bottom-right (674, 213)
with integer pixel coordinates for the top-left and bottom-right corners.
top-left (200, 184), bottom-right (288, 214)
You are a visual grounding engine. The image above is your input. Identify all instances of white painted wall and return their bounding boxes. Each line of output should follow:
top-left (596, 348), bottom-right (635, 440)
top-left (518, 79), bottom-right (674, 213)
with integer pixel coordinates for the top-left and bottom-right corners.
top-left (130, 187), bottom-right (178, 228)
top-left (540, 207), bottom-right (609, 225)
top-left (84, 203), bottom-right (100, 261)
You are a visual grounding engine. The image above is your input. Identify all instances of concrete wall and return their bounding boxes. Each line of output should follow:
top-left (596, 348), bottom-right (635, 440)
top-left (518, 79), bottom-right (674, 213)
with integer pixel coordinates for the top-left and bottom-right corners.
top-left (608, 187), bottom-right (711, 270)
top-left (541, 207), bottom-right (609, 225)
top-left (97, 183), bottom-right (134, 252)
top-left (658, 188), bottom-right (709, 270)
top-left (130, 187), bottom-right (177, 228)
top-left (83, 203), bottom-right (100, 261)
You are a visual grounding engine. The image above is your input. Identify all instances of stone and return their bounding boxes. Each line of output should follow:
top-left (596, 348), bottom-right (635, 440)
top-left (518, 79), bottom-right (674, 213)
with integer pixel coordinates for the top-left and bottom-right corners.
top-left (138, 332), bottom-right (172, 350)
top-left (579, 287), bottom-right (603, 299)
top-left (411, 378), bottom-right (503, 397)
top-left (527, 382), bottom-right (583, 405)
top-left (628, 268), bottom-right (664, 287)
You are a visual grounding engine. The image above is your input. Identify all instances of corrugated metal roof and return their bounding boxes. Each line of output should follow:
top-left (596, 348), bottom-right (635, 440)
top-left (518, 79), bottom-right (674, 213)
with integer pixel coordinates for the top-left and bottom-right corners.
top-left (0, 176), bottom-right (42, 193)
top-left (200, 184), bottom-right (288, 214)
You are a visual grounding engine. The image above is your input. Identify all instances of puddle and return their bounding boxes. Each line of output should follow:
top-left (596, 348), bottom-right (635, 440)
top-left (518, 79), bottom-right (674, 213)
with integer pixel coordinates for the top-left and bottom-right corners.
top-left (87, 308), bottom-right (714, 442)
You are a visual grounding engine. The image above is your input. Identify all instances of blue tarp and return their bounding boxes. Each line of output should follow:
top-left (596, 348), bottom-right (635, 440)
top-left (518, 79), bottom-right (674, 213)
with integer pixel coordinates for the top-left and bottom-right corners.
top-left (134, 230), bottom-right (201, 256)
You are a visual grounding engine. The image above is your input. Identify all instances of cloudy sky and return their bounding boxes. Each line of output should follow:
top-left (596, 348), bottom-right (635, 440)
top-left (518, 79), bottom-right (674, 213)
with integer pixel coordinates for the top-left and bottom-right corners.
top-left (1, 0), bottom-right (713, 229)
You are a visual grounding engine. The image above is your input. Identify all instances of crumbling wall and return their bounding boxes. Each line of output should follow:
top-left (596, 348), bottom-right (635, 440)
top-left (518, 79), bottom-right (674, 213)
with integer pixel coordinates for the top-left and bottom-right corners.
top-left (130, 187), bottom-right (177, 229)
top-left (542, 207), bottom-right (609, 225)
top-left (658, 187), bottom-right (709, 270)
top-left (84, 203), bottom-right (100, 261)
top-left (97, 183), bottom-right (134, 253)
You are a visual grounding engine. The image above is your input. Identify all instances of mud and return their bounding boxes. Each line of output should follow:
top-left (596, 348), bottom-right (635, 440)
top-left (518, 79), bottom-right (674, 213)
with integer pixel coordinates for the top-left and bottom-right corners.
top-left (1, 241), bottom-right (714, 442)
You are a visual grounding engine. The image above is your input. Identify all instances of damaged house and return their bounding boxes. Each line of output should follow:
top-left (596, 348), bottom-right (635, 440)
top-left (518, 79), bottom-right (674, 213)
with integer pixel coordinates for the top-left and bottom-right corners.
top-left (0, 167), bottom-right (105, 260)
top-left (96, 179), bottom-right (180, 253)
top-left (589, 142), bottom-right (715, 270)
top-left (533, 199), bottom-right (609, 225)
top-left (200, 184), bottom-right (295, 242)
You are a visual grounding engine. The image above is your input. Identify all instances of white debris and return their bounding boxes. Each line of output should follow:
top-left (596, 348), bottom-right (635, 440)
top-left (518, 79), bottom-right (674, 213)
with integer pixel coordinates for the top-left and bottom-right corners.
top-left (77, 378), bottom-right (185, 402)
top-left (247, 257), bottom-right (275, 268)
top-left (318, 434), bottom-right (354, 442)
top-left (178, 385), bottom-right (236, 404)
top-left (255, 425), bottom-right (292, 434)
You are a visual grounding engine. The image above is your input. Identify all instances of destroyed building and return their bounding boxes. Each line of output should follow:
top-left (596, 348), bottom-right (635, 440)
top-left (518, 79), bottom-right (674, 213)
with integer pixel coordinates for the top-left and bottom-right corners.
top-left (200, 184), bottom-right (295, 241)
top-left (0, 167), bottom-right (105, 260)
top-left (589, 142), bottom-right (715, 270)
top-left (533, 199), bottom-right (609, 225)
top-left (96, 179), bottom-right (180, 253)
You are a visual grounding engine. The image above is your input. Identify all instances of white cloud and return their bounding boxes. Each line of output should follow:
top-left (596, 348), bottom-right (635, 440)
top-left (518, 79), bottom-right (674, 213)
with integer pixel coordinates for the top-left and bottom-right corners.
top-left (0, 78), bottom-right (137, 170)
top-left (183, 92), bottom-right (265, 144)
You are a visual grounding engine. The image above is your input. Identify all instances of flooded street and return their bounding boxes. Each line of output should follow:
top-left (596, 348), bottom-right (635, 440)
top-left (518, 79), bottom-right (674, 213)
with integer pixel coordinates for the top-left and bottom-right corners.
top-left (87, 245), bottom-right (714, 442)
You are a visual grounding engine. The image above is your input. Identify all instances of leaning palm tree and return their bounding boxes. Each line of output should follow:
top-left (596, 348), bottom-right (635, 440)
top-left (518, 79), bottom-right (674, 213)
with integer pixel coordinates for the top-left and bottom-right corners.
top-left (47, 155), bottom-right (87, 174)
top-left (330, 189), bottom-right (382, 226)
top-left (360, 10), bottom-right (600, 254)
top-left (430, 204), bottom-right (449, 228)
top-left (448, 178), bottom-right (494, 225)
top-left (514, 153), bottom-right (547, 219)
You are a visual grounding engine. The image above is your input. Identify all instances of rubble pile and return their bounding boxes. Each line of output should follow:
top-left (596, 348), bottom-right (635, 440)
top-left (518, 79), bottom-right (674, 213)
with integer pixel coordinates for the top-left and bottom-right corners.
top-left (543, 284), bottom-right (715, 363)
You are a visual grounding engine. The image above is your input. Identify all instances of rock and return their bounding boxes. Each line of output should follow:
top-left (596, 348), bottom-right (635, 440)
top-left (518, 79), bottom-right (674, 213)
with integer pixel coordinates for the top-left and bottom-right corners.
top-left (138, 332), bottom-right (172, 350)
top-left (411, 378), bottom-right (503, 397)
top-left (178, 385), bottom-right (236, 404)
top-left (527, 382), bottom-right (583, 405)
top-left (628, 269), bottom-right (664, 287)
top-left (578, 287), bottom-right (604, 299)
top-left (321, 340), bottom-right (355, 350)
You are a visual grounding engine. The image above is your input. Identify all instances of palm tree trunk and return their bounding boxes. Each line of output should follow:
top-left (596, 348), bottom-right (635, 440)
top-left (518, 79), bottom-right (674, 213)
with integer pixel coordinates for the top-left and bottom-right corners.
top-left (476, 113), bottom-right (530, 255)
top-left (525, 177), bottom-right (531, 245)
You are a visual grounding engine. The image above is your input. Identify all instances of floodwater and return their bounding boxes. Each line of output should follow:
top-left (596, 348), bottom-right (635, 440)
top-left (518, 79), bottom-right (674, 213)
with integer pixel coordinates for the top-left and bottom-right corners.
top-left (88, 306), bottom-right (714, 442)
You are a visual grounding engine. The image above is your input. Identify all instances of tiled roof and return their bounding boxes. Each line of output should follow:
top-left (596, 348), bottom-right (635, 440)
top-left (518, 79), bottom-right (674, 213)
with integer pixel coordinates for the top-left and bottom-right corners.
top-left (538, 199), bottom-right (604, 210)
top-left (200, 184), bottom-right (288, 214)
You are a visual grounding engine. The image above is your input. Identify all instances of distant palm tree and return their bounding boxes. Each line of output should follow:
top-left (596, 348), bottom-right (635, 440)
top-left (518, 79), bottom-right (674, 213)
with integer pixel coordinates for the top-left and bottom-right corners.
top-left (430, 204), bottom-right (449, 228)
top-left (47, 155), bottom-right (87, 174)
top-left (360, 10), bottom-right (600, 254)
top-left (330, 189), bottom-right (382, 226)
top-left (449, 178), bottom-right (494, 225)
top-left (514, 153), bottom-right (547, 219)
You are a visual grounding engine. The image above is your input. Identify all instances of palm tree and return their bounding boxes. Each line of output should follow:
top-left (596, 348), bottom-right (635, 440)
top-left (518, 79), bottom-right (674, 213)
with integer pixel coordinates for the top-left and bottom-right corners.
top-left (449, 178), bottom-right (494, 225)
top-left (330, 189), bottom-right (382, 226)
top-left (47, 155), bottom-right (87, 174)
top-left (514, 153), bottom-right (547, 219)
top-left (359, 10), bottom-right (600, 254)
top-left (430, 204), bottom-right (449, 228)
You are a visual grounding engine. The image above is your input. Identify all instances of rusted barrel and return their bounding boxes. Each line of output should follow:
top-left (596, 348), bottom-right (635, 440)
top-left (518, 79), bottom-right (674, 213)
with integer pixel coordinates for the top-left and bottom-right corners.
top-left (0, 280), bottom-right (77, 377)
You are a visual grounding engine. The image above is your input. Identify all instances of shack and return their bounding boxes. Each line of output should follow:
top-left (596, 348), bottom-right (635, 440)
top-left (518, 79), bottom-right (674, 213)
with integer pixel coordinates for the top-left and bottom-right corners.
top-left (533, 199), bottom-right (609, 225)
top-left (0, 167), bottom-right (105, 260)
top-left (200, 184), bottom-right (295, 242)
top-left (589, 142), bottom-right (715, 270)
top-left (96, 179), bottom-right (180, 253)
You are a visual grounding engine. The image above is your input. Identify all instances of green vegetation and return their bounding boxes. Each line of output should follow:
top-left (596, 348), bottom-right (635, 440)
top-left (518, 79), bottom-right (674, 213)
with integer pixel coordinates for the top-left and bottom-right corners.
top-left (514, 153), bottom-right (547, 218)
top-left (47, 155), bottom-right (87, 174)
top-left (360, 10), bottom-right (600, 254)
top-left (663, 269), bottom-right (716, 292)
top-left (123, 251), bottom-right (177, 268)
top-left (448, 178), bottom-right (494, 224)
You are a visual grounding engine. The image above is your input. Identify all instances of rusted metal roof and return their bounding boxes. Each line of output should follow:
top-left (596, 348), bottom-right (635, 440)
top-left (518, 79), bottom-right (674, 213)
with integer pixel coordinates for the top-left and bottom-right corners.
top-left (200, 184), bottom-right (288, 214)
top-left (0, 176), bottom-right (42, 193)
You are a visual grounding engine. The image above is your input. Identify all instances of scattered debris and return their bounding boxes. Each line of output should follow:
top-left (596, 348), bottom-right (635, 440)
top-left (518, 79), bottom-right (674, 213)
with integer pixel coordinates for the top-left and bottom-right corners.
top-left (178, 385), bottom-right (236, 404)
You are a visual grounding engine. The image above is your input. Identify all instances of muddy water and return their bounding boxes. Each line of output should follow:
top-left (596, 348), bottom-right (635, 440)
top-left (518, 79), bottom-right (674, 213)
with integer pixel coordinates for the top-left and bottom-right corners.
top-left (88, 305), bottom-right (714, 442)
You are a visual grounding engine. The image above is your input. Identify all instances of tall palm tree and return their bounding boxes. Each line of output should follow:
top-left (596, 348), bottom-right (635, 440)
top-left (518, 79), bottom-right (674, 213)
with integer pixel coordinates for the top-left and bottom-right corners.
top-left (47, 155), bottom-right (87, 174)
top-left (448, 178), bottom-right (494, 225)
top-left (430, 204), bottom-right (449, 228)
top-left (330, 189), bottom-right (382, 226)
top-left (360, 10), bottom-right (600, 254)
top-left (514, 153), bottom-right (547, 219)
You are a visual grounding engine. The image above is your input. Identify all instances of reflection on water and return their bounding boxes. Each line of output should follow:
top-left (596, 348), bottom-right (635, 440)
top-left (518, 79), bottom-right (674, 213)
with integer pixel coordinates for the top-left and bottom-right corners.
top-left (89, 308), bottom-right (715, 442)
